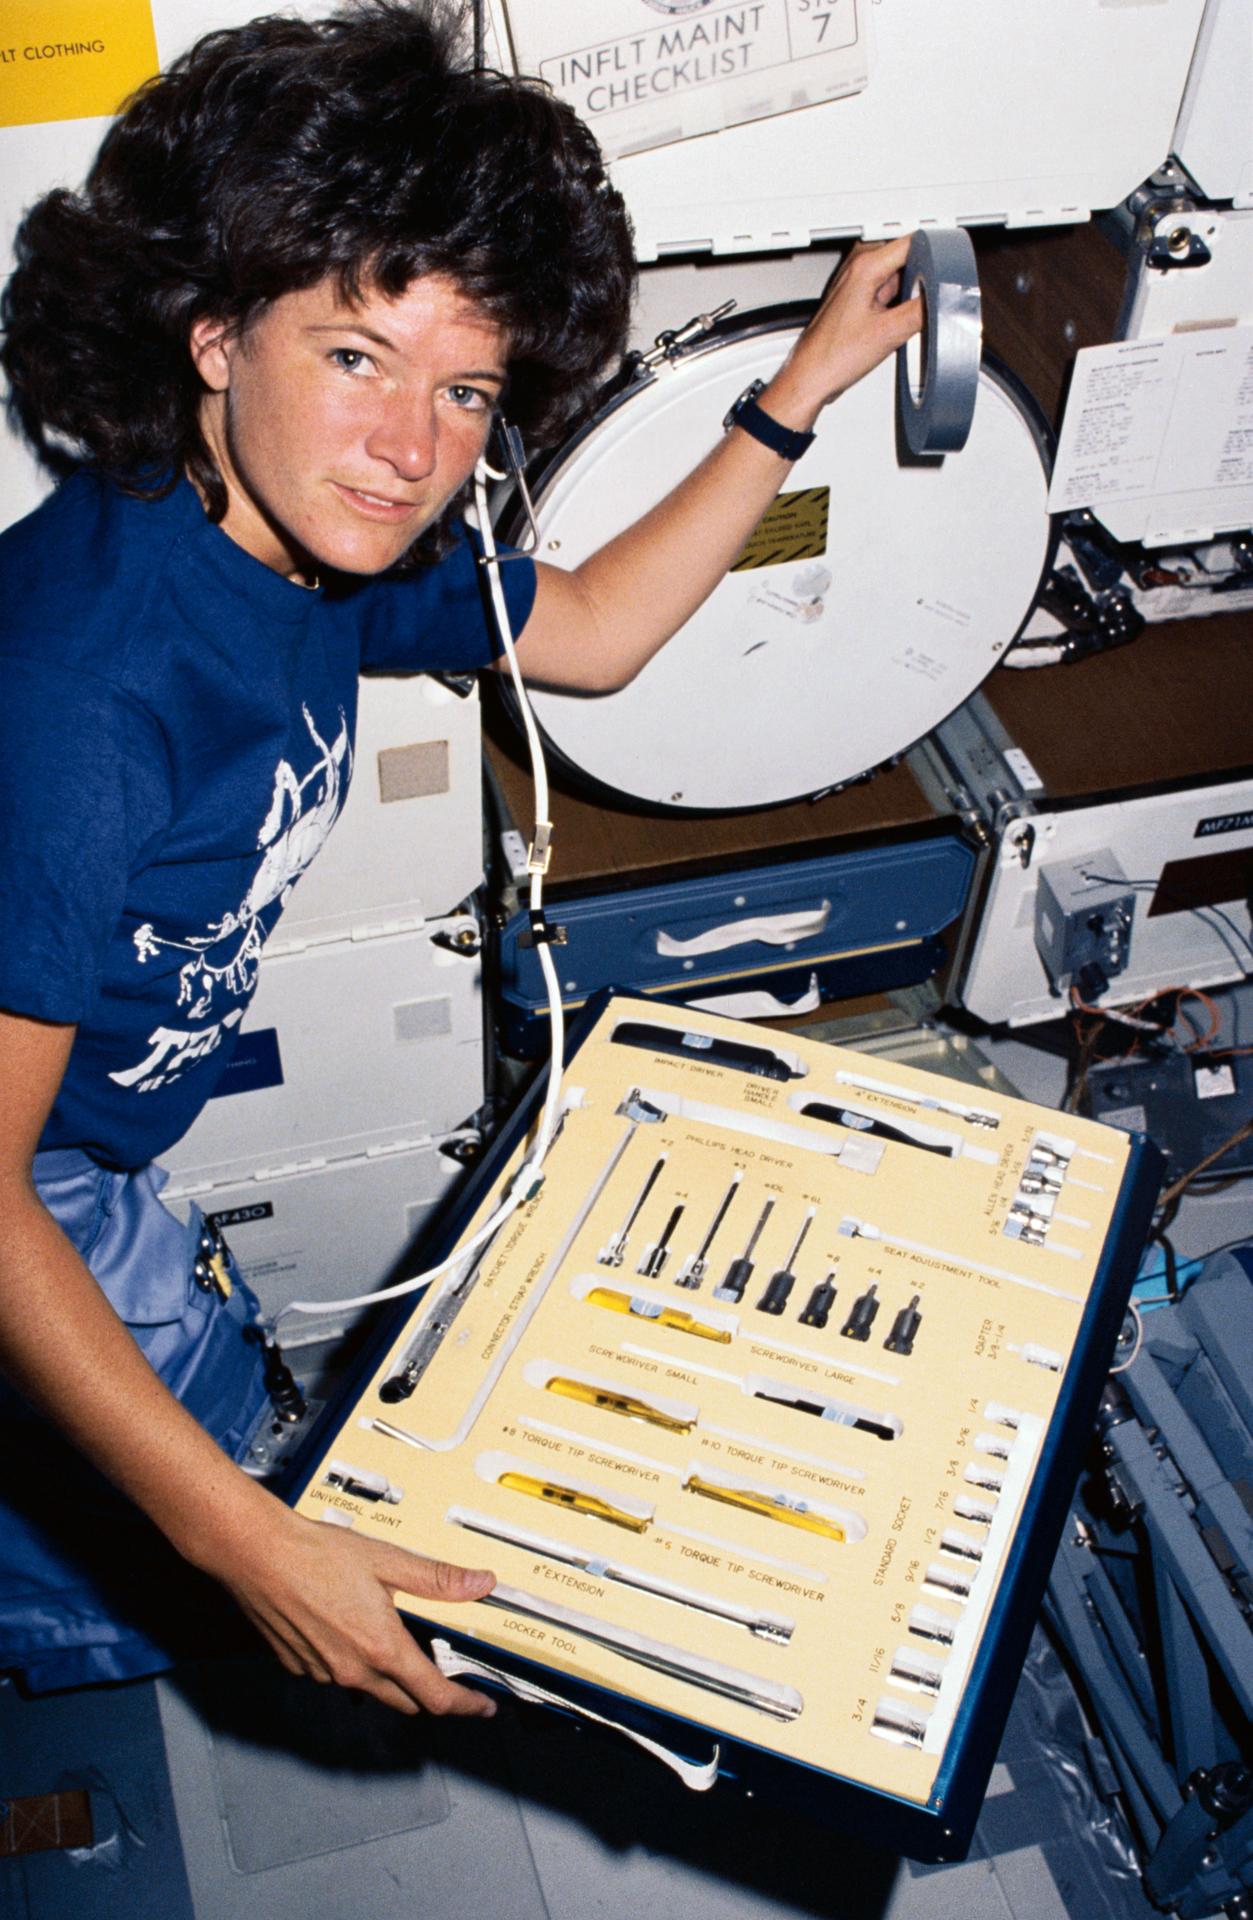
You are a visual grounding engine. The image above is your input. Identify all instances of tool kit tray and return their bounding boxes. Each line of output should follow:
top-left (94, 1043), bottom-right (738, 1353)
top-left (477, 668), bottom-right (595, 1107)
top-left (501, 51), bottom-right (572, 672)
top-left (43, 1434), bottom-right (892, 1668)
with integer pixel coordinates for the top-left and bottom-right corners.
top-left (288, 993), bottom-right (1161, 1858)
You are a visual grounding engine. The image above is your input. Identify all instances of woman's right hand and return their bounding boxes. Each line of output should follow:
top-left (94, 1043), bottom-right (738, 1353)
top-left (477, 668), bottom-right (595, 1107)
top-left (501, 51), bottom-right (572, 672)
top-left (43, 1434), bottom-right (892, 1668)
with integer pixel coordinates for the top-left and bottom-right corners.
top-left (196, 1490), bottom-right (499, 1715)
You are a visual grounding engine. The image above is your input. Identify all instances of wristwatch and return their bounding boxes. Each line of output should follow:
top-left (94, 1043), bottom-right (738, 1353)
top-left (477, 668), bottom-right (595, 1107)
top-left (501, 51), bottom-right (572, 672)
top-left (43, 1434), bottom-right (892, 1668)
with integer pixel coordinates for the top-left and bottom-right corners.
top-left (723, 379), bottom-right (816, 461)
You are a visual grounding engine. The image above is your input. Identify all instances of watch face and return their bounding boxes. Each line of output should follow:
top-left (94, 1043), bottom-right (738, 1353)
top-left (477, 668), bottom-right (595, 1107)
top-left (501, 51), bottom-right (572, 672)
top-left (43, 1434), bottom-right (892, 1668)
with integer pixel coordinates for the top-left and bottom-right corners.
top-left (723, 382), bottom-right (763, 434)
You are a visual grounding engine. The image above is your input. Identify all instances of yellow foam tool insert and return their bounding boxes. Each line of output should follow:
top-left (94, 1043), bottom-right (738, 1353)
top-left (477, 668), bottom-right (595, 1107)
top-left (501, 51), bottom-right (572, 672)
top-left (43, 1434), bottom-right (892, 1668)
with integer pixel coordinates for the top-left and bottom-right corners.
top-left (295, 996), bottom-right (1132, 1803)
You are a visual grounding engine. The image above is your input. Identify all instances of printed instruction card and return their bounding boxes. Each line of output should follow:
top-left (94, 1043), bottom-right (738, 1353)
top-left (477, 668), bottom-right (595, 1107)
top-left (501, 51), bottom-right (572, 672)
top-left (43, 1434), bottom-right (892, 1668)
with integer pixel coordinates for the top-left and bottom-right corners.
top-left (1048, 326), bottom-right (1253, 546)
top-left (497, 0), bottom-right (870, 159)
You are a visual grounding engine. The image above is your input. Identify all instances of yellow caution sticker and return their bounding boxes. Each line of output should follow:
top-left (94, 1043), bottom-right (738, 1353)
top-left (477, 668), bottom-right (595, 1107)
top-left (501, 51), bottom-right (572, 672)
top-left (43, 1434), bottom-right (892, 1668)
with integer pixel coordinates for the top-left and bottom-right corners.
top-left (0, 2), bottom-right (158, 129)
top-left (731, 487), bottom-right (830, 573)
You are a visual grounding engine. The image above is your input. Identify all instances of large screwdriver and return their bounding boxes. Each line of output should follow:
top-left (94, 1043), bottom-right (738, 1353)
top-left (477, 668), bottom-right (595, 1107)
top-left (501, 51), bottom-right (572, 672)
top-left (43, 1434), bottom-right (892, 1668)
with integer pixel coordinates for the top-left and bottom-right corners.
top-left (714, 1196), bottom-right (775, 1304)
top-left (756, 1207), bottom-right (815, 1315)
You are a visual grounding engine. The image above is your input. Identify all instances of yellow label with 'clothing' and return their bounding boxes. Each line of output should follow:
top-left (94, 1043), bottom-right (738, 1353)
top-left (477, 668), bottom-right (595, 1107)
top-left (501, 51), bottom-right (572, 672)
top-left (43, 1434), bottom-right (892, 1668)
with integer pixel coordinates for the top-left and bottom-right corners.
top-left (0, 2), bottom-right (157, 127)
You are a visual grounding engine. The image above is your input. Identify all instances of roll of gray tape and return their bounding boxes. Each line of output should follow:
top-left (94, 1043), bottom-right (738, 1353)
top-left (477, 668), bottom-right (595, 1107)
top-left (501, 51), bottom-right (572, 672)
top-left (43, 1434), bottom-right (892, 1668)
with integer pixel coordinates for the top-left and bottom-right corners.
top-left (897, 229), bottom-right (982, 455)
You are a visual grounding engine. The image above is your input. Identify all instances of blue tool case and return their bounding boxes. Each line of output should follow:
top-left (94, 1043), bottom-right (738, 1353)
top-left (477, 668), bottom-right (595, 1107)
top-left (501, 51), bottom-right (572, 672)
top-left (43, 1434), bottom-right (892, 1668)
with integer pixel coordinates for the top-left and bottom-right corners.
top-left (286, 991), bottom-right (1163, 1861)
top-left (485, 727), bottom-right (975, 1056)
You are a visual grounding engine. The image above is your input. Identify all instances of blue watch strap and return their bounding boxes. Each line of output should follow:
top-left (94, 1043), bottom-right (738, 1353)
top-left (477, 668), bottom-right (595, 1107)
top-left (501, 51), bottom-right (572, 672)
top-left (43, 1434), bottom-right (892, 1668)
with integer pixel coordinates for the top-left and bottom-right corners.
top-left (724, 379), bottom-right (816, 461)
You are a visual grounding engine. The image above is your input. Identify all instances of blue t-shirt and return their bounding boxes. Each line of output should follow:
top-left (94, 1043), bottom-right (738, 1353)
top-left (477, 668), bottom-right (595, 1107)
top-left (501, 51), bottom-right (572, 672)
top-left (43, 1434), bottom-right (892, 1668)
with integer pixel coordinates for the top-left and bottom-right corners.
top-left (0, 471), bottom-right (536, 1170)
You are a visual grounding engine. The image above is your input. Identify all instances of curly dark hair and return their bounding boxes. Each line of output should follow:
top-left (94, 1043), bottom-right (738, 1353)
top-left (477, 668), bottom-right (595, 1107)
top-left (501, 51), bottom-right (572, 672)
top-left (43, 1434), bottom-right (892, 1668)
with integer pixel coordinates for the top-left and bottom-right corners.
top-left (1, 1), bottom-right (635, 557)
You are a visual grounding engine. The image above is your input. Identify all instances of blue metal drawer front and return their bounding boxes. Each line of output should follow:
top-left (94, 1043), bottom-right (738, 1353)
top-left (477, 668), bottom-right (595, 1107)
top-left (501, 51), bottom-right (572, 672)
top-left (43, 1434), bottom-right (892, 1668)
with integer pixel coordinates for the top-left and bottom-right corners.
top-left (498, 834), bottom-right (974, 1027)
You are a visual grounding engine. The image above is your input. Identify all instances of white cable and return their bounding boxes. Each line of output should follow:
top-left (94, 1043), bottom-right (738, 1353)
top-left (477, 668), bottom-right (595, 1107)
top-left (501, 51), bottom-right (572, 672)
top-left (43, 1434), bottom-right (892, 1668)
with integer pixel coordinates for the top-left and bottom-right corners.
top-left (1002, 643), bottom-right (1067, 669)
top-left (1109, 1300), bottom-right (1143, 1374)
top-left (273, 465), bottom-right (566, 1329)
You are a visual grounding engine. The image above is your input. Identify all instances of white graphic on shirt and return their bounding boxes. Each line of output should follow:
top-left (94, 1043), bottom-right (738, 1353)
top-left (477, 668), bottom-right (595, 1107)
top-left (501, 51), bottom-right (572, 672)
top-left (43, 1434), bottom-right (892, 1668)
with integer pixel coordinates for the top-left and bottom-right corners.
top-left (108, 1009), bottom-right (245, 1093)
top-left (110, 704), bottom-right (351, 1094)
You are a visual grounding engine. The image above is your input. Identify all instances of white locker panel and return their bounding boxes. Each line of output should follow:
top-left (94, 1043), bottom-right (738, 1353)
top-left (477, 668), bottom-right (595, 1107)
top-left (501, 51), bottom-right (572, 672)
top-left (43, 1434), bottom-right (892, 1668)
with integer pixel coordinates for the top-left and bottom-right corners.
top-left (493, 0), bottom-right (1209, 258)
top-left (960, 777), bottom-right (1253, 1028)
top-left (159, 913), bottom-right (486, 1182)
top-left (273, 672), bottom-right (484, 946)
top-left (1173, 0), bottom-right (1253, 206)
top-left (3, 1), bottom-right (1214, 519)
top-left (1119, 205), bottom-right (1253, 338)
top-left (162, 1132), bottom-right (465, 1345)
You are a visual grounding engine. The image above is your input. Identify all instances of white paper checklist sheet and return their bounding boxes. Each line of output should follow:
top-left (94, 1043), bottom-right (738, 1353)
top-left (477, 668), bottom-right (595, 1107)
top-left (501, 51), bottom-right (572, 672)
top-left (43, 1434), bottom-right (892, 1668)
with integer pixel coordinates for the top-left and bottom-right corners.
top-left (1048, 327), bottom-right (1253, 546)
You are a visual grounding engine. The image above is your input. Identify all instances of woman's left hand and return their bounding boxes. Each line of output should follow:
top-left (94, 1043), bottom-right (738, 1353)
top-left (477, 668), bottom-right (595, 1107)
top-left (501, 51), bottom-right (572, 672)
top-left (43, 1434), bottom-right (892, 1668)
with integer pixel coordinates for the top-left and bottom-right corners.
top-left (770, 236), bottom-right (923, 420)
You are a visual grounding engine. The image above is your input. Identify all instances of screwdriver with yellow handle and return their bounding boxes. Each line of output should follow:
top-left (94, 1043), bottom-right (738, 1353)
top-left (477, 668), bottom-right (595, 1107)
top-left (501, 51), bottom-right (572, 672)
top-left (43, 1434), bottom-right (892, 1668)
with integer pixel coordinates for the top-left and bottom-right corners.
top-left (685, 1473), bottom-right (847, 1543)
top-left (584, 1285), bottom-right (732, 1343)
top-left (545, 1376), bottom-right (696, 1434)
top-left (497, 1471), bottom-right (652, 1533)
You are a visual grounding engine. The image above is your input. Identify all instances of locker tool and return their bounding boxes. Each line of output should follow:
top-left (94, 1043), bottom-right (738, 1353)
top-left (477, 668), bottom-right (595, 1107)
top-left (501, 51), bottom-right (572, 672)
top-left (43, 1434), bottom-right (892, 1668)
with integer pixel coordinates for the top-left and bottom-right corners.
top-left (714, 1196), bottom-right (775, 1302)
top-left (582, 1286), bottom-right (733, 1342)
top-left (599, 1153), bottom-right (667, 1267)
top-left (675, 1171), bottom-right (742, 1289)
top-left (447, 1507), bottom-right (793, 1642)
top-left (756, 1208), bottom-right (815, 1314)
top-left (638, 1201), bottom-right (685, 1279)
top-left (610, 1019), bottom-right (807, 1082)
top-left (481, 1583), bottom-right (803, 1720)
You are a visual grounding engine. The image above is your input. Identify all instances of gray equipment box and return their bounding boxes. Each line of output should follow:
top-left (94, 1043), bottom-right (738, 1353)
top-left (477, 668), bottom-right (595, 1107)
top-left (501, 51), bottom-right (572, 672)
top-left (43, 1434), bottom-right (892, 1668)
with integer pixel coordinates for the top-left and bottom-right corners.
top-left (913, 617), bottom-right (1253, 1028)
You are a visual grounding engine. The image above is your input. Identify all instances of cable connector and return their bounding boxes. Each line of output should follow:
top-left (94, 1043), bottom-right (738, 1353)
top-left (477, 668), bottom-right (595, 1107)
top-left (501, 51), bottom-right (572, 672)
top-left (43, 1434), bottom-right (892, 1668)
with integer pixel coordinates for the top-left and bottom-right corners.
top-left (507, 1164), bottom-right (546, 1207)
top-left (528, 820), bottom-right (553, 875)
top-left (528, 907), bottom-right (566, 948)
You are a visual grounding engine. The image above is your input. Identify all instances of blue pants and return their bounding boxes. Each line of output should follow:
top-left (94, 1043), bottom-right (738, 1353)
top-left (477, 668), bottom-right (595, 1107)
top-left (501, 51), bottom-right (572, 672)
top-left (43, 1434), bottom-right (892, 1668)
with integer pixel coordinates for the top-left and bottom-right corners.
top-left (0, 1151), bottom-right (270, 1691)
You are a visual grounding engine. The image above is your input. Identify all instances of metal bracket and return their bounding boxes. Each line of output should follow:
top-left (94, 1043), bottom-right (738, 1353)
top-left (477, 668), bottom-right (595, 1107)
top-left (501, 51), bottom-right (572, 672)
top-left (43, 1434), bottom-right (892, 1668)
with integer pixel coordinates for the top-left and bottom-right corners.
top-left (517, 917), bottom-right (567, 950)
top-left (431, 923), bottom-right (482, 958)
top-left (1124, 162), bottom-right (1214, 270)
top-left (917, 691), bottom-right (1042, 845)
top-left (630, 299), bottom-right (738, 376)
